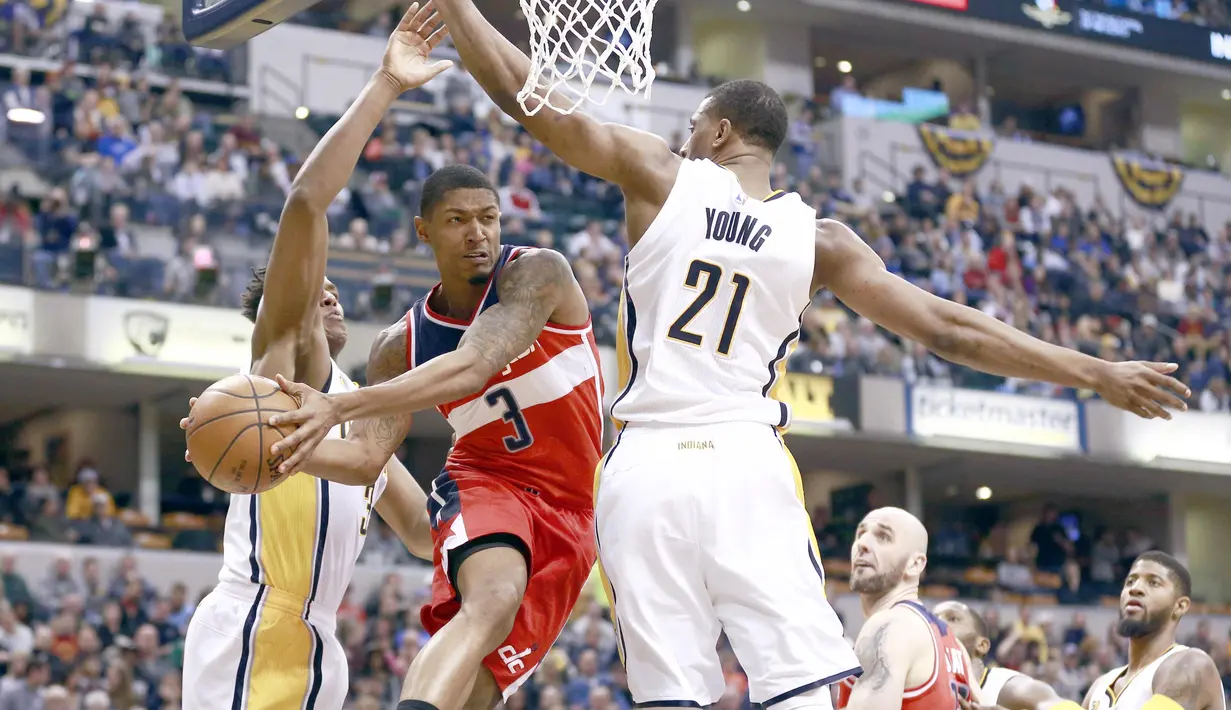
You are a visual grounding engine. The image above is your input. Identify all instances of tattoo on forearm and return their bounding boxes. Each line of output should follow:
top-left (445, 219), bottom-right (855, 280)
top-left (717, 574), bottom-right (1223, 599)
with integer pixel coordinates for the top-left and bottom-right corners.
top-left (854, 621), bottom-right (893, 691)
top-left (353, 322), bottom-right (412, 452)
top-left (459, 250), bottom-right (572, 375)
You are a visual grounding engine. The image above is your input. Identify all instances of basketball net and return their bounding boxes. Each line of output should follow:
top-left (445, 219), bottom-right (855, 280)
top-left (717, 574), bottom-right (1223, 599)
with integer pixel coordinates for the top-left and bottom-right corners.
top-left (518, 0), bottom-right (659, 116)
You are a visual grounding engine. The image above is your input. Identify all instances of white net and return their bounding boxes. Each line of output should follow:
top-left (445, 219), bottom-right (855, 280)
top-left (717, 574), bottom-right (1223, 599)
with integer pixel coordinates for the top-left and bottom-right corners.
top-left (518, 0), bottom-right (659, 116)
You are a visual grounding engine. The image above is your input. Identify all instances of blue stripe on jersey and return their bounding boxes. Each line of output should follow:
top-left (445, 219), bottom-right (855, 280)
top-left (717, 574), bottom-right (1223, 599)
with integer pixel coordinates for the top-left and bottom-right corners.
top-left (761, 324), bottom-right (801, 396)
top-left (231, 584), bottom-right (266, 710)
top-left (305, 624), bottom-right (325, 709)
top-left (609, 270), bottom-right (640, 417)
top-left (247, 497), bottom-right (260, 584)
top-left (308, 481), bottom-right (329, 605)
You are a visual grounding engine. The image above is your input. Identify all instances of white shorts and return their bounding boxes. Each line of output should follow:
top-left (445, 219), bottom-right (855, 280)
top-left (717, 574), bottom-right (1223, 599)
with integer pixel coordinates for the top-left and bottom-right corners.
top-left (595, 422), bottom-right (861, 708)
top-left (183, 582), bottom-right (348, 710)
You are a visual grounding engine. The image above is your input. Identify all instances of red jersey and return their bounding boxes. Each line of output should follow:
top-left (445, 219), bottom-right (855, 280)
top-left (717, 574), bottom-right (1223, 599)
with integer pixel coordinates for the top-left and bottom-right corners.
top-left (405, 245), bottom-right (604, 509)
top-left (837, 601), bottom-right (973, 710)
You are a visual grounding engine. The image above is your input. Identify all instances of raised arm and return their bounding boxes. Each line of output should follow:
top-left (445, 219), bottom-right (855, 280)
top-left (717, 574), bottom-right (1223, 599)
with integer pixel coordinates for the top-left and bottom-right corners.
top-left (270, 249), bottom-right (586, 473)
top-left (250, 2), bottom-right (452, 385)
top-left (814, 219), bottom-right (1190, 419)
top-left (1150, 648), bottom-right (1223, 710)
top-left (844, 608), bottom-right (927, 710)
top-left (430, 0), bottom-right (678, 200)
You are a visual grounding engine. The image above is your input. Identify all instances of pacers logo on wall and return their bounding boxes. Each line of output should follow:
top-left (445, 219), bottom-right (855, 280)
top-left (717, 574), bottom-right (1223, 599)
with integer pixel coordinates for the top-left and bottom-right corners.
top-left (918, 124), bottom-right (994, 178)
top-left (1111, 153), bottom-right (1185, 210)
top-left (124, 311), bottom-right (170, 357)
top-left (1023, 0), bottom-right (1072, 28)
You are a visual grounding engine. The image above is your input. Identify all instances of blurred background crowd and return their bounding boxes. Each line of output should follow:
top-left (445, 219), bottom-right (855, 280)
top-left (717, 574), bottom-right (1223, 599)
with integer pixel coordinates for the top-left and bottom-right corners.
top-left (0, 0), bottom-right (1225, 707)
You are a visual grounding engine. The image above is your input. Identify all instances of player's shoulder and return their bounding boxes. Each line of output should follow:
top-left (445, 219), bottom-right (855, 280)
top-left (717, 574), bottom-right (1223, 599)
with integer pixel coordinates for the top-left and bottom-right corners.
top-left (497, 247), bottom-right (582, 305)
top-left (859, 604), bottom-right (932, 648)
top-left (367, 318), bottom-right (410, 382)
top-left (503, 246), bottom-right (573, 280)
top-left (1153, 646), bottom-right (1220, 694)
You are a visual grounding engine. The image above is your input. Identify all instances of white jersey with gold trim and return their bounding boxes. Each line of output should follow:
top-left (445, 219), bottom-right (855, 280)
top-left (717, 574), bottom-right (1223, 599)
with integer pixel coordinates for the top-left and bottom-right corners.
top-left (1086, 645), bottom-right (1224, 710)
top-left (610, 158), bottom-right (817, 430)
top-left (217, 358), bottom-right (387, 616)
top-left (977, 667), bottom-right (1022, 706)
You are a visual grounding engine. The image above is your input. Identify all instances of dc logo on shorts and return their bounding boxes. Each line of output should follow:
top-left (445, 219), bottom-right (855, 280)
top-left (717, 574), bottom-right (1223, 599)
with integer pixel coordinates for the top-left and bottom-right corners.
top-left (498, 645), bottom-right (532, 673)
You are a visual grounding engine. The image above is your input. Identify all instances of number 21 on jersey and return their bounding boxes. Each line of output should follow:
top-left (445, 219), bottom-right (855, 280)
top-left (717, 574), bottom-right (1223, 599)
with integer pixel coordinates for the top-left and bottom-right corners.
top-left (667, 259), bottom-right (751, 355)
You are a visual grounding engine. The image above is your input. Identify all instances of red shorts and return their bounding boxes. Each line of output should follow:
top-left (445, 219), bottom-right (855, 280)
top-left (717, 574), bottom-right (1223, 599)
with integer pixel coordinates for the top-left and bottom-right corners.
top-left (420, 468), bottom-right (596, 697)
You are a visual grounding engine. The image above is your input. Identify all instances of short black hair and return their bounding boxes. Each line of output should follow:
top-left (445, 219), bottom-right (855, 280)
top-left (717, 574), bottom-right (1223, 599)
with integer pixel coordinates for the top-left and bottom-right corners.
top-left (240, 266), bottom-right (266, 323)
top-left (420, 164), bottom-right (498, 219)
top-left (1134, 551), bottom-right (1192, 598)
top-left (966, 604), bottom-right (992, 641)
top-left (705, 80), bottom-right (788, 154)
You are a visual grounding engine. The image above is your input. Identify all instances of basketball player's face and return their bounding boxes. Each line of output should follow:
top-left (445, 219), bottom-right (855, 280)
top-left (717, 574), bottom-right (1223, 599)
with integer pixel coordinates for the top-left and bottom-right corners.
top-left (850, 517), bottom-right (911, 595)
top-left (321, 279), bottom-right (346, 353)
top-left (680, 98), bottom-right (719, 160)
top-left (1117, 559), bottom-right (1186, 638)
top-left (934, 602), bottom-right (988, 659)
top-left (418, 188), bottom-right (501, 285)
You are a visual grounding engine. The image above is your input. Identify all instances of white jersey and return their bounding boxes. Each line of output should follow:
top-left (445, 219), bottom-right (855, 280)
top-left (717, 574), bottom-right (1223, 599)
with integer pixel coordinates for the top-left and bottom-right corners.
top-left (1086, 645), bottom-right (1222, 710)
top-left (218, 359), bottom-right (387, 619)
top-left (611, 158), bottom-right (817, 429)
top-left (977, 666), bottom-right (1023, 706)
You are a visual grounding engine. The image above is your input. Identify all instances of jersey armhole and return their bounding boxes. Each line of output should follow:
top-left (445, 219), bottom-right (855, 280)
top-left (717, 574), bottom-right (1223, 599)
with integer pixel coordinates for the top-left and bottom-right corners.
top-left (404, 309), bottom-right (417, 371)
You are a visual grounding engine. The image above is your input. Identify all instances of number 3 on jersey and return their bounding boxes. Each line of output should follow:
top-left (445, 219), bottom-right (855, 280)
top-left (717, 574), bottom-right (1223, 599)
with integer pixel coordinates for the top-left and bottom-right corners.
top-left (486, 387), bottom-right (533, 452)
top-left (667, 259), bottom-right (751, 356)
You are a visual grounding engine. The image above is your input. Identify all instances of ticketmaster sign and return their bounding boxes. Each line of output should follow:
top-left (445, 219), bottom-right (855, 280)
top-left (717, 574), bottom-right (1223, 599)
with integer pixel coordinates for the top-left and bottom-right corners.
top-left (908, 385), bottom-right (1084, 452)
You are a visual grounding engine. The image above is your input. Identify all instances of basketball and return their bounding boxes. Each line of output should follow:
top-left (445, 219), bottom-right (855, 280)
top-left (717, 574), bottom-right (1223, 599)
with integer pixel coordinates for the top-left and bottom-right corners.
top-left (185, 374), bottom-right (300, 495)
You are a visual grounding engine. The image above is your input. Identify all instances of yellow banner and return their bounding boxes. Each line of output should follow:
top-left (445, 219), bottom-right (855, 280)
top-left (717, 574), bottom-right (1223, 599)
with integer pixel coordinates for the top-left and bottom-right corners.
top-left (1112, 153), bottom-right (1185, 210)
top-left (918, 124), bottom-right (994, 178)
top-left (778, 373), bottom-right (835, 424)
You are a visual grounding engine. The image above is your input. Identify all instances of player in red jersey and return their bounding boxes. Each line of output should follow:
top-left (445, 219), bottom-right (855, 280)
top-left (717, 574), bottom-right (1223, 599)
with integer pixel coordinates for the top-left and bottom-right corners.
top-left (267, 162), bottom-right (603, 710)
top-left (838, 507), bottom-right (975, 710)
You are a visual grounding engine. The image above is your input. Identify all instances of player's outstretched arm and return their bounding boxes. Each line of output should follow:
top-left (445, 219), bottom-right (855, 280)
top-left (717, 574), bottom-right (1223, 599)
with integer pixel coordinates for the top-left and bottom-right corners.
top-left (429, 0), bottom-right (679, 198)
top-left (998, 675), bottom-right (1076, 710)
top-left (814, 219), bottom-right (1190, 419)
top-left (279, 322), bottom-right (417, 486)
top-left (1149, 648), bottom-right (1223, 710)
top-left (250, 1), bottom-right (452, 385)
top-left (270, 249), bottom-right (585, 473)
top-left (844, 608), bottom-right (922, 710)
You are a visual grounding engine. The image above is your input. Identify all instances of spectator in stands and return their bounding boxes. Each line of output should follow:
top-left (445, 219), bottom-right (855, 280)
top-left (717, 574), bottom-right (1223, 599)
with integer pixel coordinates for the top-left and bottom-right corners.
top-left (29, 497), bottom-right (75, 544)
top-left (0, 651), bottom-right (49, 710)
top-left (498, 170), bottom-right (542, 221)
top-left (0, 557), bottom-right (32, 611)
top-left (1199, 375), bottom-right (1229, 411)
top-left (996, 547), bottom-right (1037, 594)
top-left (76, 495), bottom-right (133, 547)
top-left (949, 102), bottom-right (981, 132)
top-left (66, 467), bottom-right (114, 521)
top-left (42, 557), bottom-right (81, 612)
top-left (1030, 504), bottom-right (1072, 573)
top-left (0, 600), bottom-right (34, 657)
top-left (829, 75), bottom-right (861, 115)
top-left (0, 468), bottom-right (17, 524)
top-left (1090, 529), bottom-right (1121, 594)
top-left (945, 180), bottom-right (981, 225)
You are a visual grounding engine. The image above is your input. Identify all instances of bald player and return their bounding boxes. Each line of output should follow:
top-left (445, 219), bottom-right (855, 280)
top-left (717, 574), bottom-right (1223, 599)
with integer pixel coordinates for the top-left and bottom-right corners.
top-left (933, 601), bottom-right (1071, 710)
top-left (1083, 552), bottom-right (1223, 710)
top-left (837, 507), bottom-right (974, 710)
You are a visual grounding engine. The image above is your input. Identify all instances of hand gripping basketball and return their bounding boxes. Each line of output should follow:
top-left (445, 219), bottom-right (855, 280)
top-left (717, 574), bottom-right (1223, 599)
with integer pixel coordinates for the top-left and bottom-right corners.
top-left (379, 1), bottom-right (455, 95)
top-left (266, 375), bottom-right (342, 476)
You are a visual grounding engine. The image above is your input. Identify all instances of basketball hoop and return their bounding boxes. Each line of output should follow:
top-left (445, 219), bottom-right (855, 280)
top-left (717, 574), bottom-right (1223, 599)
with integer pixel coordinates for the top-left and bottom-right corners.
top-left (518, 0), bottom-right (659, 116)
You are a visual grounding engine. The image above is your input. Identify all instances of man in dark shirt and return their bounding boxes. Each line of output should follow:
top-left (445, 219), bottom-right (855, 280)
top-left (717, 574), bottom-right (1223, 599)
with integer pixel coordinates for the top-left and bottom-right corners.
top-left (1030, 504), bottom-right (1072, 573)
